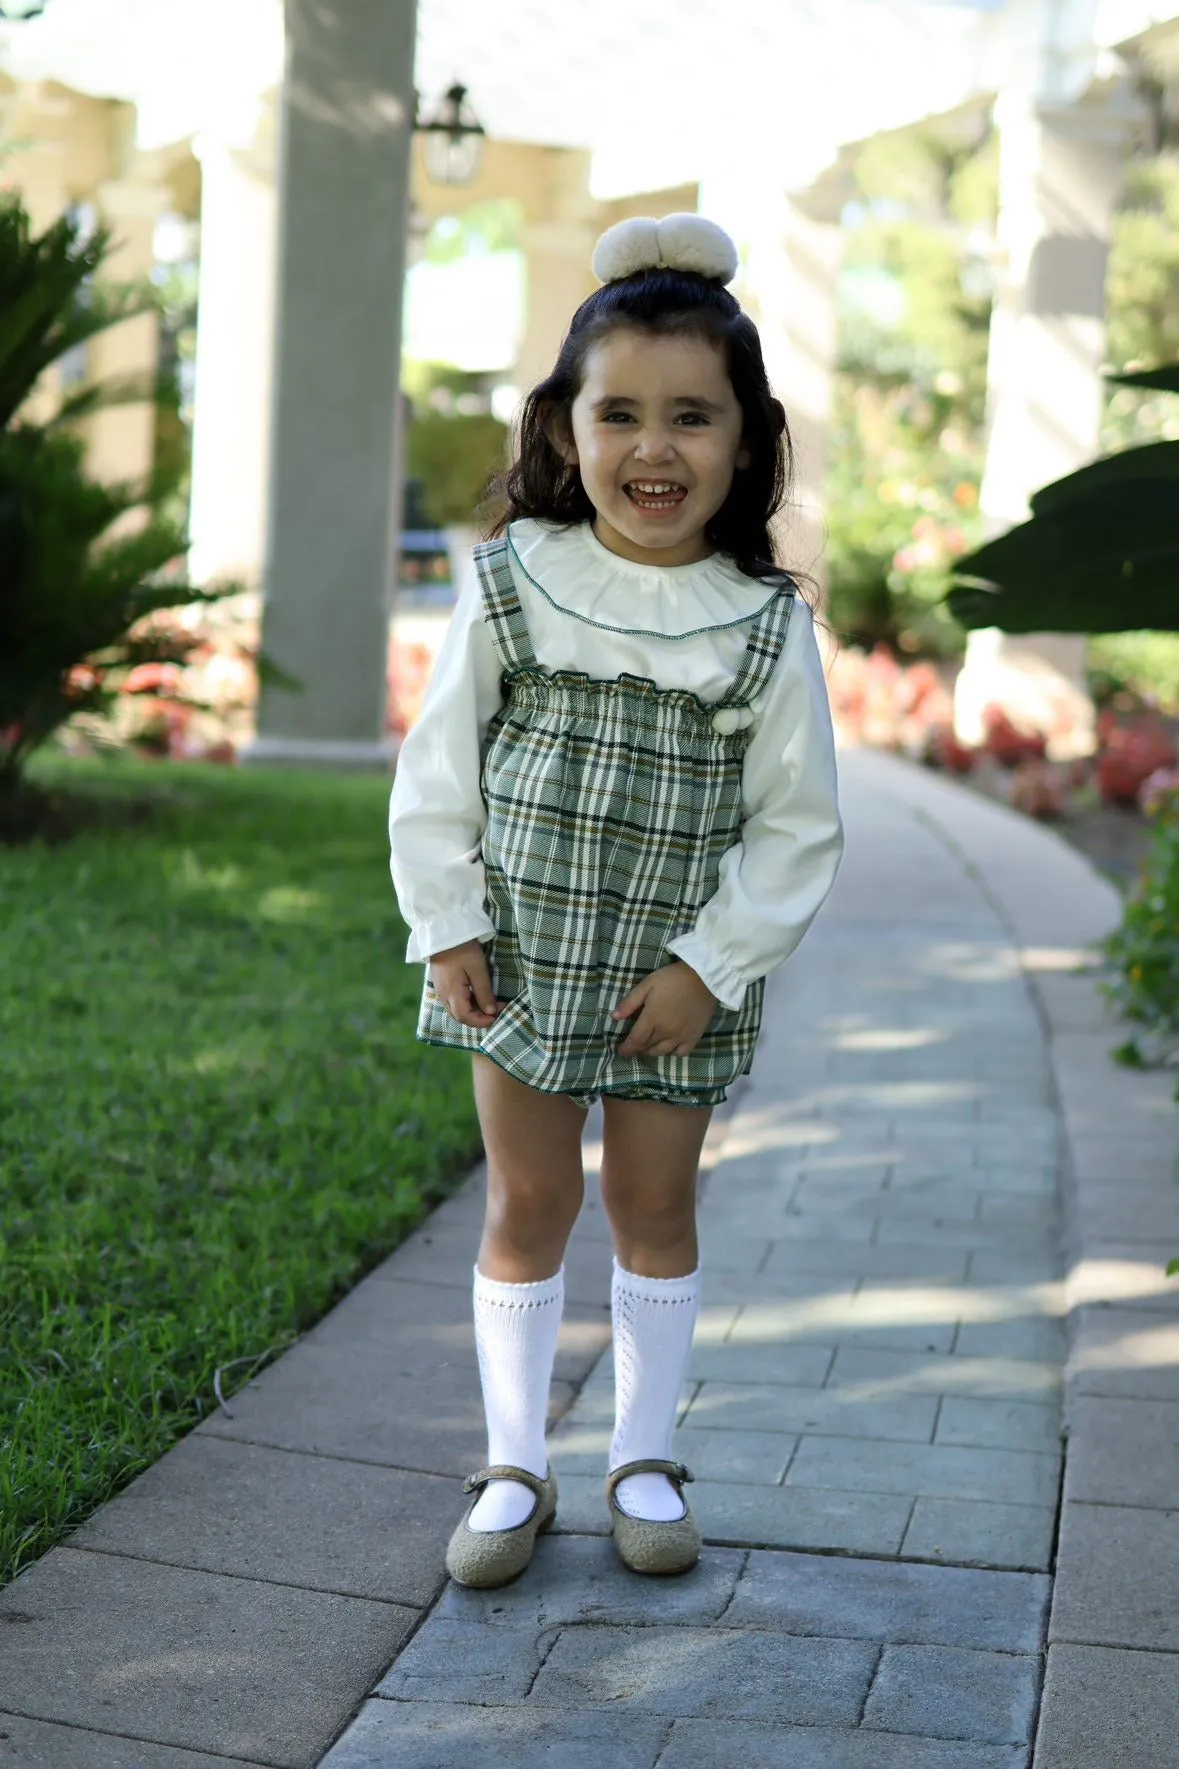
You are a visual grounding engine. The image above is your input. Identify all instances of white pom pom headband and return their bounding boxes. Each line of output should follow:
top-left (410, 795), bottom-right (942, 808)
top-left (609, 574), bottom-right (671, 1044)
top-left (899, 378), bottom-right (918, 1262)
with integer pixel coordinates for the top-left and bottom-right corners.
top-left (592, 213), bottom-right (739, 287)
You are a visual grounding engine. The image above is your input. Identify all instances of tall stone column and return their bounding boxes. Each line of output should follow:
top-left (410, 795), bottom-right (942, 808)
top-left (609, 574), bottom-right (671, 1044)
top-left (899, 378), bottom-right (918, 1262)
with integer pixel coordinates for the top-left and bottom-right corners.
top-left (516, 217), bottom-right (598, 396)
top-left (87, 179), bottom-right (166, 490)
top-left (187, 105), bottom-right (278, 587)
top-left (723, 184), bottom-right (844, 602)
top-left (249, 0), bottom-right (417, 768)
top-left (954, 88), bottom-right (1133, 759)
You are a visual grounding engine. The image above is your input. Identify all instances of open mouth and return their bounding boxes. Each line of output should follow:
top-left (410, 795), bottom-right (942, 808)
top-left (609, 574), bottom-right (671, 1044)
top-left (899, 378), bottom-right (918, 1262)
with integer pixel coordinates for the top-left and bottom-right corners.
top-left (624, 480), bottom-right (688, 512)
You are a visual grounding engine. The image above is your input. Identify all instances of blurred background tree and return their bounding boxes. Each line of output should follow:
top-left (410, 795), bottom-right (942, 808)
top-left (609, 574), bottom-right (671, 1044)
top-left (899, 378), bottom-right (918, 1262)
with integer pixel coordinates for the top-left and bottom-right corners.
top-left (825, 124), bottom-right (996, 660)
top-left (1092, 152), bottom-right (1179, 713)
top-left (827, 128), bottom-right (1179, 712)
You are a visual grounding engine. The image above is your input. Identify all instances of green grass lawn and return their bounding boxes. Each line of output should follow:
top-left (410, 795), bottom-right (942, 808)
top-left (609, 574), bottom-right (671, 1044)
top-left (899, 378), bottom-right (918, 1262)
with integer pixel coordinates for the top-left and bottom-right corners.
top-left (0, 755), bottom-right (482, 1590)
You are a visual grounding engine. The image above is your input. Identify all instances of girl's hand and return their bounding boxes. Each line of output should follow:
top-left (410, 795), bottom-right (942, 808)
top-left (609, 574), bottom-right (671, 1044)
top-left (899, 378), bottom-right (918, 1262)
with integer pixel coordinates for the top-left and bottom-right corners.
top-left (612, 962), bottom-right (718, 1058)
top-left (429, 939), bottom-right (503, 1029)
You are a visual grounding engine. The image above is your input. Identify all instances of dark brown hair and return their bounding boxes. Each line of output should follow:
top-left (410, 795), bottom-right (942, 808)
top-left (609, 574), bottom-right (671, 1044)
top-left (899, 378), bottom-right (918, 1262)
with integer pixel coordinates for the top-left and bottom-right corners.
top-left (487, 267), bottom-right (794, 580)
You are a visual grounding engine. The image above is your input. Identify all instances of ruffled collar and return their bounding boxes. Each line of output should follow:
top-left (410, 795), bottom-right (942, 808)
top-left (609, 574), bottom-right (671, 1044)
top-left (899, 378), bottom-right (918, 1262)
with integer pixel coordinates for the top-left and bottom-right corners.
top-left (506, 517), bottom-right (782, 640)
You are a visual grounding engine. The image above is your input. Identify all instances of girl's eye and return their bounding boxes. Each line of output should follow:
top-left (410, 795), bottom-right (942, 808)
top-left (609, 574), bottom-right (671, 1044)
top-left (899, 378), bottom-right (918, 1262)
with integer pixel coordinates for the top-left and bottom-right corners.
top-left (676, 412), bottom-right (710, 426)
top-left (601, 410), bottom-right (636, 423)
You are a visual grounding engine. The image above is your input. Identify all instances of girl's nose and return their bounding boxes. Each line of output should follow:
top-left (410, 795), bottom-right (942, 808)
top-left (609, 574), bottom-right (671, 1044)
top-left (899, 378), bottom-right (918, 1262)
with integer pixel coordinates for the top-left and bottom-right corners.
top-left (634, 431), bottom-right (677, 463)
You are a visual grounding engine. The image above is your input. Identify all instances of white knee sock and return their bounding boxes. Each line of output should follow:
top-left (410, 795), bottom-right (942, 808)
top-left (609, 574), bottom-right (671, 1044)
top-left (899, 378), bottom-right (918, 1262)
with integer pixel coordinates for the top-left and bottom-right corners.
top-left (609, 1256), bottom-right (701, 1521)
top-left (467, 1263), bottom-right (564, 1532)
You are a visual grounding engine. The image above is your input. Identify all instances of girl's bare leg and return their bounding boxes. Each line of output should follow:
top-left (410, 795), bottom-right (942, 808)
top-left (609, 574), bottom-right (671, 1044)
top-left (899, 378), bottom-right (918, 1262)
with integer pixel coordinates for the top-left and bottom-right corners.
top-left (598, 1095), bottom-right (711, 1520)
top-left (473, 1055), bottom-right (587, 1280)
top-left (598, 1095), bottom-right (711, 1277)
top-left (463, 1057), bottom-right (588, 1532)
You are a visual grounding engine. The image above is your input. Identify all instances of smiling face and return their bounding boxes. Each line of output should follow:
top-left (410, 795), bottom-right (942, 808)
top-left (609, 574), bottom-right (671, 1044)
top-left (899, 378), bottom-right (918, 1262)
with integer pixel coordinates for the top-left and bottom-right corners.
top-left (559, 326), bottom-right (750, 567)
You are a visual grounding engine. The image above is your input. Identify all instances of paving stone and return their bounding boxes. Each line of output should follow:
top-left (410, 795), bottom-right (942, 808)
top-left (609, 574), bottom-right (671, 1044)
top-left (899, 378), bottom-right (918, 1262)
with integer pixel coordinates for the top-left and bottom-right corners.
top-left (1062, 1395), bottom-right (1179, 1508)
top-left (786, 1437), bottom-right (1061, 1508)
top-left (538, 1473), bottom-right (612, 1535)
top-left (689, 1339), bottom-right (837, 1385)
top-left (528, 1624), bottom-right (876, 1722)
top-left (197, 1342), bottom-right (567, 1478)
top-left (1070, 1136), bottom-right (1177, 1186)
top-left (548, 1423), bottom-right (797, 1486)
top-left (1050, 1501), bottom-right (1179, 1650)
top-left (375, 1618), bottom-right (542, 1703)
top-left (656, 1719), bottom-right (1028, 1768)
top-left (431, 1532), bottom-right (745, 1628)
top-left (298, 1273), bottom-right (611, 1385)
top-left (69, 1433), bottom-right (455, 1607)
top-left (828, 1345), bottom-right (1060, 1401)
top-left (726, 1550), bottom-right (1049, 1650)
top-left (723, 1305), bottom-right (957, 1355)
top-left (863, 1644), bottom-right (1040, 1744)
top-left (761, 1243), bottom-right (972, 1282)
top-left (1071, 1302), bottom-right (1179, 1401)
top-left (554, 1371), bottom-right (696, 1430)
top-left (762, 1214), bottom-right (879, 1245)
top-left (874, 1217), bottom-right (1055, 1253)
top-left (935, 1397), bottom-right (1061, 1455)
top-left (682, 1380), bottom-right (939, 1442)
top-left (976, 1193), bottom-right (1058, 1225)
top-left (0, 1715), bottom-right (250, 1769)
top-left (902, 1498), bottom-right (1057, 1571)
top-left (548, 1475), bottom-right (913, 1554)
top-left (952, 1318), bottom-right (1067, 1363)
top-left (319, 1700), bottom-right (669, 1768)
top-left (0, 1546), bottom-right (416, 1769)
top-left (965, 1251), bottom-right (1062, 1284)
top-left (1076, 1186), bottom-right (1179, 1243)
top-left (1032, 1643), bottom-right (1179, 1769)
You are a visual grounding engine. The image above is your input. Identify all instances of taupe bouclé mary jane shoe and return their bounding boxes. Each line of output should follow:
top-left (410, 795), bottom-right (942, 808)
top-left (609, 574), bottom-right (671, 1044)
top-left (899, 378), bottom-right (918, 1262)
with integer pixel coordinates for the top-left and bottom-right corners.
top-left (605, 1458), bottom-right (701, 1575)
top-left (445, 1463), bottom-right (558, 1588)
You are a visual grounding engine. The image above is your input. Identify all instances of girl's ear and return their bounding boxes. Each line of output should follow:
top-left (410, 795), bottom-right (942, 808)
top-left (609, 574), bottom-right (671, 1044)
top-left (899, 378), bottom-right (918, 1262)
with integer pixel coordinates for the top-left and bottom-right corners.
top-left (736, 440), bottom-right (752, 471)
top-left (541, 403), bottom-right (578, 465)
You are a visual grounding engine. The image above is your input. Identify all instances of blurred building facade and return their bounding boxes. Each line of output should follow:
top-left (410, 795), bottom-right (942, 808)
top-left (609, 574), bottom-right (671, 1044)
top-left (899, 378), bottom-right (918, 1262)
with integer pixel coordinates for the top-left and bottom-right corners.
top-left (1, 0), bottom-right (1177, 762)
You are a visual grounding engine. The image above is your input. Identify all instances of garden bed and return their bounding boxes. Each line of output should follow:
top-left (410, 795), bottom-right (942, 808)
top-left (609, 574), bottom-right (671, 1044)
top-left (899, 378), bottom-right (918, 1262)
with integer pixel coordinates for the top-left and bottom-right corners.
top-left (0, 756), bottom-right (481, 1591)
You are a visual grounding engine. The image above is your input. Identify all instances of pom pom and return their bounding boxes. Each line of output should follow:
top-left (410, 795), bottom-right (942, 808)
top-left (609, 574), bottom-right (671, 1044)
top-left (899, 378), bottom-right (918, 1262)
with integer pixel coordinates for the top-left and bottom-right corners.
top-left (592, 213), bottom-right (738, 286)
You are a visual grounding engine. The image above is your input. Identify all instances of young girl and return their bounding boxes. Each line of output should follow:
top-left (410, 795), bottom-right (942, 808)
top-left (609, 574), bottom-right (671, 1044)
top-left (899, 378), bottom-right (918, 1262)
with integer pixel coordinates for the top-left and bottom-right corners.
top-left (388, 213), bottom-right (843, 1589)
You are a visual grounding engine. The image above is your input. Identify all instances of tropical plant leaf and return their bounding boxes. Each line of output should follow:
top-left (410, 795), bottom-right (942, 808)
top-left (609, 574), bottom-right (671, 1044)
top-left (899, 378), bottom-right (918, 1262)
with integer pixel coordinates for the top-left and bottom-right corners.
top-left (949, 477), bottom-right (1179, 634)
top-left (47, 368), bottom-right (174, 430)
top-left (0, 198), bottom-right (158, 428)
top-left (1107, 364), bottom-right (1179, 393)
top-left (1029, 441), bottom-right (1179, 517)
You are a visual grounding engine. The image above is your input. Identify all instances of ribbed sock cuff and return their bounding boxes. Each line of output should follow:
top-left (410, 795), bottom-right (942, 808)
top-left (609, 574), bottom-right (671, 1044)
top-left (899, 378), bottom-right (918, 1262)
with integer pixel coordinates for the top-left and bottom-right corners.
top-left (473, 1263), bottom-right (565, 1306)
top-left (612, 1256), bottom-right (700, 1302)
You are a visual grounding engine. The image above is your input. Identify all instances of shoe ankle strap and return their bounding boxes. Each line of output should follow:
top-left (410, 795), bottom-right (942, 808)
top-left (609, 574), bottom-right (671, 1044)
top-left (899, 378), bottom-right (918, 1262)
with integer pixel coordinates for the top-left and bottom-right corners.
top-left (605, 1458), bottom-right (694, 1503)
top-left (463, 1463), bottom-right (549, 1497)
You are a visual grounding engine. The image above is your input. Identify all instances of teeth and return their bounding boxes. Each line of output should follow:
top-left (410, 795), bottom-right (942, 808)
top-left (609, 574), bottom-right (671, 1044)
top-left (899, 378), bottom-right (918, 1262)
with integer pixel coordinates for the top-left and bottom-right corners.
top-left (631, 482), bottom-right (682, 494)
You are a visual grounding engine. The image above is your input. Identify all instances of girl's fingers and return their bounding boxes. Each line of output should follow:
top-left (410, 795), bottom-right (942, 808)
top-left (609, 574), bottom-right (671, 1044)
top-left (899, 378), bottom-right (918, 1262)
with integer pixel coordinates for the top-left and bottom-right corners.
top-left (612, 980), bottom-right (650, 1020)
top-left (467, 973), bottom-right (501, 1017)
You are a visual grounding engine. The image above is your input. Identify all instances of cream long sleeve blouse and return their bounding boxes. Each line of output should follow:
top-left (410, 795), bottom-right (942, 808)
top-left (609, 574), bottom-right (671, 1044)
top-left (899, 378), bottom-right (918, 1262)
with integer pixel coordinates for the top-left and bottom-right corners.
top-left (388, 517), bottom-right (844, 1012)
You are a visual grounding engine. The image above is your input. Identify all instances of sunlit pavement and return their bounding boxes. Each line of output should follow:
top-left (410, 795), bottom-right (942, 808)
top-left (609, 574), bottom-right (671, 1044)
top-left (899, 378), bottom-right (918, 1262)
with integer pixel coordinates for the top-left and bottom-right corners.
top-left (2, 751), bottom-right (1175, 1768)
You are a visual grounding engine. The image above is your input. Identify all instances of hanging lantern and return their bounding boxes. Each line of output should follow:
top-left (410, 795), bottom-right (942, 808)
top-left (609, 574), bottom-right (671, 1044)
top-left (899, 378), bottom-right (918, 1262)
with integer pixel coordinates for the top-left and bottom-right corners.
top-left (416, 83), bottom-right (486, 187)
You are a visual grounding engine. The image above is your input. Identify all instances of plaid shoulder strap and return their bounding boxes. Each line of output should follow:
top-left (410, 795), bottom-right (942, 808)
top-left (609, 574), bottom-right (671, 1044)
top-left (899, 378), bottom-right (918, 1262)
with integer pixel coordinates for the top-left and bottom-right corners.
top-left (721, 576), bottom-right (797, 706)
top-left (472, 536), bottom-right (538, 671)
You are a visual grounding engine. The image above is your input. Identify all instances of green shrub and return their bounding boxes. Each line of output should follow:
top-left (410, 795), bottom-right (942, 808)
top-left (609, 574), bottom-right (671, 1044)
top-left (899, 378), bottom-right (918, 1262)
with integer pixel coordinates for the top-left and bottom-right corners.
top-left (0, 194), bottom-right (242, 818)
top-left (1088, 631), bottom-right (1179, 712)
top-left (1105, 805), bottom-right (1179, 1049)
top-left (407, 409), bottom-right (508, 526)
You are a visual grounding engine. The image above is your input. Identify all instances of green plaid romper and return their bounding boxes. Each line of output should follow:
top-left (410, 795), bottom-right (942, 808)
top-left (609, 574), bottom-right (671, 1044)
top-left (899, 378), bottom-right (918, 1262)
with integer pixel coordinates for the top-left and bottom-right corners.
top-left (418, 534), bottom-right (796, 1109)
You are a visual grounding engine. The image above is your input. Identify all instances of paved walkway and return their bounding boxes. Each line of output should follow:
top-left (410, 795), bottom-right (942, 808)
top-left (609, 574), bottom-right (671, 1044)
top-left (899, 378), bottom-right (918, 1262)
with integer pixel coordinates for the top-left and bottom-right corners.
top-left (1, 751), bottom-right (1176, 1767)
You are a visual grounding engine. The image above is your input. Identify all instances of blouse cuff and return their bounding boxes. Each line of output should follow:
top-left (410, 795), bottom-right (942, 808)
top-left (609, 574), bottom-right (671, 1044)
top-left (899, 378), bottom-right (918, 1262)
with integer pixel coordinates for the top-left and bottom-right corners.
top-left (405, 909), bottom-right (497, 965)
top-left (665, 930), bottom-right (748, 1013)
